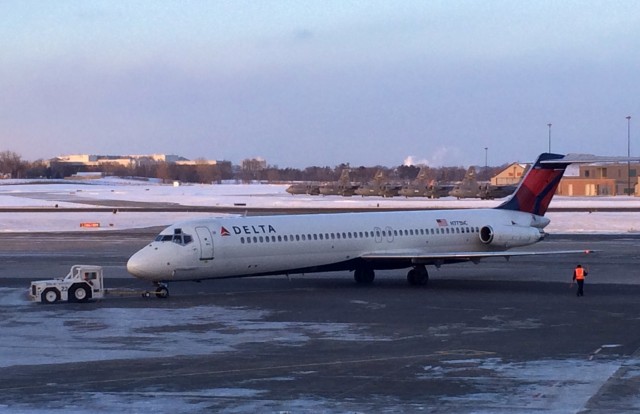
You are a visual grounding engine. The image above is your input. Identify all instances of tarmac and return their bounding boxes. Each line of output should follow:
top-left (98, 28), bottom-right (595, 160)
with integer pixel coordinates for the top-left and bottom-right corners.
top-left (0, 231), bottom-right (639, 413)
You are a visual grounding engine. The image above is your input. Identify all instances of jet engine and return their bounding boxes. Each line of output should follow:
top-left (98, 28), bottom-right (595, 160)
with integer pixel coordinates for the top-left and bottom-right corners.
top-left (479, 225), bottom-right (543, 248)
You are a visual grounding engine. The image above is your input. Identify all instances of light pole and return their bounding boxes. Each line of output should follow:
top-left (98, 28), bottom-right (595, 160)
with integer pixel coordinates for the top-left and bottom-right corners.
top-left (484, 147), bottom-right (488, 180)
top-left (547, 123), bottom-right (552, 153)
top-left (627, 116), bottom-right (632, 196)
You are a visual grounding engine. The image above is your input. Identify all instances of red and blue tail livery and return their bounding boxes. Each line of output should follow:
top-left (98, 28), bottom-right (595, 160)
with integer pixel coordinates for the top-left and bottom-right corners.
top-left (497, 153), bottom-right (567, 216)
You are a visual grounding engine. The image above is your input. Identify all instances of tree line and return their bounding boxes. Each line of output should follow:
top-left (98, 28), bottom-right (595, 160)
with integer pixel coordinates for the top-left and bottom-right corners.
top-left (0, 151), bottom-right (504, 184)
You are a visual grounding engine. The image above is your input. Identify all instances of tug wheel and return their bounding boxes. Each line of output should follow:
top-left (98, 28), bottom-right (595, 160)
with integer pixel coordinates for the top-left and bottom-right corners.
top-left (42, 288), bottom-right (60, 304)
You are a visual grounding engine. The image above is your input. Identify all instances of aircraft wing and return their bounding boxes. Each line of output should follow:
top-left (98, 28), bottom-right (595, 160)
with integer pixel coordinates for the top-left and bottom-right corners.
top-left (361, 249), bottom-right (594, 265)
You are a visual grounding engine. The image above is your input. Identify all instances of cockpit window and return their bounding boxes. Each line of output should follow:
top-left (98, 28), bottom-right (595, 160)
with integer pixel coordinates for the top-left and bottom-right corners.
top-left (154, 232), bottom-right (193, 246)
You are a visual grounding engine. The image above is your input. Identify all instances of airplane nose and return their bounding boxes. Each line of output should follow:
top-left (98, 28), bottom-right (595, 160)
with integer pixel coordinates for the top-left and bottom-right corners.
top-left (127, 249), bottom-right (155, 280)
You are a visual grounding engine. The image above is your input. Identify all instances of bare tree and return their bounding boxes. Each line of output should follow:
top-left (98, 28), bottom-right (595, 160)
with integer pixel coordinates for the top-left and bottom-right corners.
top-left (0, 151), bottom-right (26, 178)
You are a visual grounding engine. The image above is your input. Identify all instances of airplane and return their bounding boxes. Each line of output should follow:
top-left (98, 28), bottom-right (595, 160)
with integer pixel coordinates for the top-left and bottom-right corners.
top-left (398, 167), bottom-right (451, 198)
top-left (399, 179), bottom-right (452, 198)
top-left (477, 183), bottom-right (518, 200)
top-left (127, 152), bottom-right (595, 298)
top-left (285, 182), bottom-right (320, 195)
top-left (354, 170), bottom-right (402, 197)
top-left (449, 166), bottom-right (516, 199)
top-left (318, 169), bottom-right (359, 196)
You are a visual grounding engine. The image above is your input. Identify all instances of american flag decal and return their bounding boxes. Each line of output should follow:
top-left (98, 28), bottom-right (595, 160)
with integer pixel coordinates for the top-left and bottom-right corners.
top-left (221, 226), bottom-right (231, 236)
top-left (436, 219), bottom-right (448, 227)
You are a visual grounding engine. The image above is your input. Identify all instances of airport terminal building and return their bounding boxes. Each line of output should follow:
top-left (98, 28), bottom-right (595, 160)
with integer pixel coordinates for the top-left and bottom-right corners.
top-left (557, 163), bottom-right (639, 196)
top-left (490, 161), bottom-right (638, 197)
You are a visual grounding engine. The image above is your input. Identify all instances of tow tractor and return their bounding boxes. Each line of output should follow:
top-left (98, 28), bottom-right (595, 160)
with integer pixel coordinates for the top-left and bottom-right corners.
top-left (30, 265), bottom-right (106, 304)
top-left (29, 264), bottom-right (169, 303)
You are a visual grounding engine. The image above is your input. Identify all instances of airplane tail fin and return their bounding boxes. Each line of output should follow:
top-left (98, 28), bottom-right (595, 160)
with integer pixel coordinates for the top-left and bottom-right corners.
top-left (338, 169), bottom-right (351, 185)
top-left (463, 166), bottom-right (477, 184)
top-left (496, 153), bottom-right (567, 216)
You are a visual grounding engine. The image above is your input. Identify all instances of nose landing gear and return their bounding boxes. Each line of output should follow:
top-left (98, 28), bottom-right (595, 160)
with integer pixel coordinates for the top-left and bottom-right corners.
top-left (154, 283), bottom-right (169, 298)
top-left (142, 282), bottom-right (170, 299)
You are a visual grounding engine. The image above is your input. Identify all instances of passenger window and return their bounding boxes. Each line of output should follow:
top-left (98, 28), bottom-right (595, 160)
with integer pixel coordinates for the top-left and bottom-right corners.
top-left (241, 237), bottom-right (245, 244)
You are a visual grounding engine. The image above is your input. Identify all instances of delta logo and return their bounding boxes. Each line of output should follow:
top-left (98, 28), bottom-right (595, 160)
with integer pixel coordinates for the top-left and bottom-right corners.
top-left (221, 225), bottom-right (277, 236)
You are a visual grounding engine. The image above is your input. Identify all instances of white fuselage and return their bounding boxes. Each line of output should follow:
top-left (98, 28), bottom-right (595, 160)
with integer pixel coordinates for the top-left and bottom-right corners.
top-left (126, 208), bottom-right (548, 283)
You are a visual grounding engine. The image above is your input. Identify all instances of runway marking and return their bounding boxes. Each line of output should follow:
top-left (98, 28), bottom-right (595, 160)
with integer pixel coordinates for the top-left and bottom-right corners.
top-left (589, 344), bottom-right (622, 361)
top-left (0, 349), bottom-right (496, 392)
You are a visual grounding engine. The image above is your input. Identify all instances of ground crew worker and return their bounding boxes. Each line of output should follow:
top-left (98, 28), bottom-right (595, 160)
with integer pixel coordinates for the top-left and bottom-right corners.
top-left (572, 264), bottom-right (588, 297)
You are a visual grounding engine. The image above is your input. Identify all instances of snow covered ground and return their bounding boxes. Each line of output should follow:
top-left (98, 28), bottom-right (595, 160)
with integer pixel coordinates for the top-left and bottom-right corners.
top-left (1, 178), bottom-right (639, 233)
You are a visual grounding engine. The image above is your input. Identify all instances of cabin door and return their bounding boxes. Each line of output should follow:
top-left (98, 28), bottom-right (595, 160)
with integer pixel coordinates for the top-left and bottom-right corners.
top-left (195, 226), bottom-right (214, 260)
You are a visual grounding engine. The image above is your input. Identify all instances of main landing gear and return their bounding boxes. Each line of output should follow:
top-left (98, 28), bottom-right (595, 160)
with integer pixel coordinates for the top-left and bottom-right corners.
top-left (353, 265), bottom-right (429, 287)
top-left (407, 265), bottom-right (429, 286)
top-left (354, 267), bottom-right (375, 284)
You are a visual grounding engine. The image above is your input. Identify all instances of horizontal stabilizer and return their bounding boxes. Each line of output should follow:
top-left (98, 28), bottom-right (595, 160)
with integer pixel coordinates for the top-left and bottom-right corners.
top-left (540, 153), bottom-right (640, 164)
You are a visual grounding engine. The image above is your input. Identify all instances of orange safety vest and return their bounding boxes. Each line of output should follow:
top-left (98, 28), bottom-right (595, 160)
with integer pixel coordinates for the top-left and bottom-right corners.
top-left (575, 267), bottom-right (585, 280)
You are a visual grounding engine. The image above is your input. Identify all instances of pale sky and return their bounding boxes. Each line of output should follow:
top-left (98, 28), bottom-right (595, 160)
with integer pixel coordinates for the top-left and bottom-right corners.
top-left (1, 1), bottom-right (639, 168)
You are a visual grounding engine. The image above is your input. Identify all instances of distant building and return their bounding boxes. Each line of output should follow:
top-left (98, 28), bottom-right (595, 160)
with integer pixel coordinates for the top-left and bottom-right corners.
top-left (491, 163), bottom-right (529, 186)
top-left (578, 163), bottom-right (638, 196)
top-left (556, 177), bottom-right (617, 196)
top-left (555, 163), bottom-right (640, 196)
top-left (51, 154), bottom-right (188, 168)
top-left (49, 153), bottom-right (229, 180)
top-left (175, 159), bottom-right (219, 166)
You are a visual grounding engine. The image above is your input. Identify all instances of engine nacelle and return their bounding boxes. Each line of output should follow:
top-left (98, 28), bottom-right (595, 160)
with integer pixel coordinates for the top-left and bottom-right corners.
top-left (479, 225), bottom-right (543, 248)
